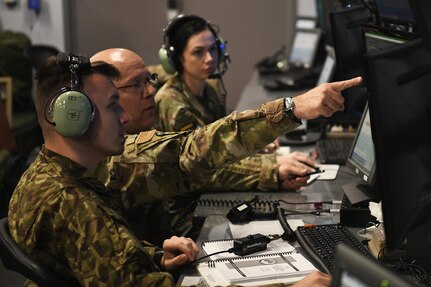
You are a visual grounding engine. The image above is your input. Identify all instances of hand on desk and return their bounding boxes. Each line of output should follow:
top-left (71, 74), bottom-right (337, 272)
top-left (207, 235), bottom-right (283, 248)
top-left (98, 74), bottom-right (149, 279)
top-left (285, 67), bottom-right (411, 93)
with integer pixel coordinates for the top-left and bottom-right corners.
top-left (160, 236), bottom-right (200, 272)
top-left (277, 151), bottom-right (317, 190)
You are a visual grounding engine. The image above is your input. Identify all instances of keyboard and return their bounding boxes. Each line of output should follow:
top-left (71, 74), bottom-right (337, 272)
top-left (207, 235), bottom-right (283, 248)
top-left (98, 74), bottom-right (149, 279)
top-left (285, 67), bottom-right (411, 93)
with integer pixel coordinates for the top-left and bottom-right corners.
top-left (315, 138), bottom-right (354, 164)
top-left (295, 224), bottom-right (372, 274)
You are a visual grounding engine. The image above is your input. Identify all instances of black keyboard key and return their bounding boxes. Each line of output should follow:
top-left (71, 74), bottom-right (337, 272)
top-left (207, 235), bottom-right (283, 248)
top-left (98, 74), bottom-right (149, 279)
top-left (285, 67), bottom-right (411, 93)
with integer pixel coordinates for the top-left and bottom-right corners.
top-left (295, 224), bottom-right (371, 274)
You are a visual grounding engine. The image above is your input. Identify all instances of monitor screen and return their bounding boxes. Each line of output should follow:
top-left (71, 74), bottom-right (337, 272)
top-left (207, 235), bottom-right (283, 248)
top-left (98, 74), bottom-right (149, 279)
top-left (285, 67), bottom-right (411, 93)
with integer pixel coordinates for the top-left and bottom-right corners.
top-left (342, 104), bottom-right (379, 205)
top-left (366, 38), bottom-right (431, 250)
top-left (364, 28), bottom-right (409, 52)
top-left (317, 45), bottom-right (336, 85)
top-left (288, 29), bottom-right (321, 68)
top-left (346, 105), bottom-right (376, 186)
top-left (331, 244), bottom-right (414, 287)
top-left (330, 5), bottom-right (372, 117)
top-left (297, 0), bottom-right (318, 19)
top-left (375, 0), bottom-right (415, 25)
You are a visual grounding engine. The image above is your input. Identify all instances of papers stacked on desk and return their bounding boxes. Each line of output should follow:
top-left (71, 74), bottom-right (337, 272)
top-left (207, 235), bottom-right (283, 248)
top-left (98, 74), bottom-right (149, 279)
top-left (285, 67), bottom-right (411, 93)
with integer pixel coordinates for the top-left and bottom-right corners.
top-left (197, 220), bottom-right (316, 286)
top-left (197, 251), bottom-right (316, 286)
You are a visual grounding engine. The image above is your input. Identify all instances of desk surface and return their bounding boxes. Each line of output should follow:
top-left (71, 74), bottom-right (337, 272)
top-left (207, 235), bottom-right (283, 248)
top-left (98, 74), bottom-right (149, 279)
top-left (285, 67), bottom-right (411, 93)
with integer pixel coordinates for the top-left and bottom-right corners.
top-left (195, 165), bottom-right (361, 244)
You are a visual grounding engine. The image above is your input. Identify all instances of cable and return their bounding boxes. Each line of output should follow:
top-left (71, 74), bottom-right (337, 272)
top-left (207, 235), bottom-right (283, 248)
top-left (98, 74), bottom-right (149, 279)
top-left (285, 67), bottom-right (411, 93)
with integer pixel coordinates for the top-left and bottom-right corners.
top-left (278, 199), bottom-right (341, 205)
top-left (187, 249), bottom-right (235, 266)
top-left (277, 207), bottom-right (296, 242)
top-left (359, 0), bottom-right (378, 17)
top-left (392, 258), bottom-right (431, 285)
top-left (186, 233), bottom-right (281, 267)
top-left (278, 199), bottom-right (341, 213)
top-left (282, 209), bottom-right (339, 216)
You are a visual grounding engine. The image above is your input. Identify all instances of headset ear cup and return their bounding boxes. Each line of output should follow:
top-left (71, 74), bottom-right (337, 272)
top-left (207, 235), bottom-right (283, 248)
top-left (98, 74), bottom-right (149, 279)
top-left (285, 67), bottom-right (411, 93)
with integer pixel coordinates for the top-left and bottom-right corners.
top-left (159, 46), bottom-right (176, 75)
top-left (51, 90), bottom-right (94, 138)
top-left (217, 36), bottom-right (227, 64)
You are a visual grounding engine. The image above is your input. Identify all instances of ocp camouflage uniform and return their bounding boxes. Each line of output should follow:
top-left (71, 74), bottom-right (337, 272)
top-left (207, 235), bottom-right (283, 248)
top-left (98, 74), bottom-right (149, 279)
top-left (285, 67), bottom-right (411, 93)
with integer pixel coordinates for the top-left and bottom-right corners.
top-left (9, 98), bottom-right (297, 286)
top-left (154, 75), bottom-right (280, 236)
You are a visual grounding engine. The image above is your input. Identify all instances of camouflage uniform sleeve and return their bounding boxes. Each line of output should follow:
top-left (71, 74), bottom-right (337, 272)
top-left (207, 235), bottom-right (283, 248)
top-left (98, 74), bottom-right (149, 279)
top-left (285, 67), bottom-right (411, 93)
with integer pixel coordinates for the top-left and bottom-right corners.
top-left (64, 197), bottom-right (175, 287)
top-left (202, 154), bottom-right (279, 191)
top-left (155, 87), bottom-right (204, 132)
top-left (101, 98), bottom-right (296, 207)
top-left (178, 98), bottom-right (297, 179)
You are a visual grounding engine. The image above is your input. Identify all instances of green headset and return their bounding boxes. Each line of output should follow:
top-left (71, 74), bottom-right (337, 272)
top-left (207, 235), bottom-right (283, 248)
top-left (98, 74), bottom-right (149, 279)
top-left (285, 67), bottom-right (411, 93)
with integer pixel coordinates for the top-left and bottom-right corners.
top-left (44, 53), bottom-right (95, 138)
top-left (158, 14), bottom-right (229, 76)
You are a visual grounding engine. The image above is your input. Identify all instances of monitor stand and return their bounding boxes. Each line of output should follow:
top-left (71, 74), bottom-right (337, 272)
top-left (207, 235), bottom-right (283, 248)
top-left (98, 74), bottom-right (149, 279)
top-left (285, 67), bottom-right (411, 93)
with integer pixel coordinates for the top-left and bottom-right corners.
top-left (341, 182), bottom-right (376, 207)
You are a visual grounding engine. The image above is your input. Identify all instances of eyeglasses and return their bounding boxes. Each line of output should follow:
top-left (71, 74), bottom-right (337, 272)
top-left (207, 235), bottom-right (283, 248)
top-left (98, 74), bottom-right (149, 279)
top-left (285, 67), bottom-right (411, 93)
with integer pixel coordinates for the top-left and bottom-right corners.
top-left (116, 73), bottom-right (159, 92)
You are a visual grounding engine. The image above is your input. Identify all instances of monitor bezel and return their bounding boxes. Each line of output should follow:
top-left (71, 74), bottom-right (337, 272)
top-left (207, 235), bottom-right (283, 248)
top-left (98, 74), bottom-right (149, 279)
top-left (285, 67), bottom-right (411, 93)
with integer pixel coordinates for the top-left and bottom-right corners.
top-left (366, 38), bottom-right (431, 249)
top-left (330, 244), bottom-right (414, 287)
top-left (408, 0), bottom-right (431, 50)
top-left (330, 4), bottom-right (372, 115)
top-left (345, 103), bottom-right (377, 187)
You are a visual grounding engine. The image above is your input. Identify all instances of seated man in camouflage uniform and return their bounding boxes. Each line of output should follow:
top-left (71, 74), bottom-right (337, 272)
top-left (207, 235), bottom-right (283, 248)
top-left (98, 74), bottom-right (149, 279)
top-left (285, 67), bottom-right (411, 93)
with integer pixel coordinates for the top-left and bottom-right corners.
top-left (7, 53), bottom-right (349, 286)
top-left (91, 48), bottom-right (361, 241)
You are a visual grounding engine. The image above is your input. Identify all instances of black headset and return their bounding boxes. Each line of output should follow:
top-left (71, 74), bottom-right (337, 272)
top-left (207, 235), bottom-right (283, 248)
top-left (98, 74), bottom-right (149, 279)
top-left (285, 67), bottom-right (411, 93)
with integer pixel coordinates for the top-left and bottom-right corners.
top-left (158, 14), bottom-right (230, 77)
top-left (44, 53), bottom-right (95, 138)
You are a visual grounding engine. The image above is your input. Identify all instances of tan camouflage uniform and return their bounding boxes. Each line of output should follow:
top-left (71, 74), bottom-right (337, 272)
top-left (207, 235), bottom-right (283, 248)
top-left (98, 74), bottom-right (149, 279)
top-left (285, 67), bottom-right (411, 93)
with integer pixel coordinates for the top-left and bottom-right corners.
top-left (155, 75), bottom-right (280, 191)
top-left (9, 98), bottom-right (297, 286)
top-left (154, 75), bottom-right (280, 236)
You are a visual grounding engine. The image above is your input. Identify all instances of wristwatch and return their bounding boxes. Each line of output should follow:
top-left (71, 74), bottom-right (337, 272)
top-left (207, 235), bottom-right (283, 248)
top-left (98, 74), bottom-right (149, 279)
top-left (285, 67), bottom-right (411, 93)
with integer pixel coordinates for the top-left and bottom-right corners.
top-left (154, 250), bottom-right (164, 268)
top-left (284, 97), bottom-right (301, 124)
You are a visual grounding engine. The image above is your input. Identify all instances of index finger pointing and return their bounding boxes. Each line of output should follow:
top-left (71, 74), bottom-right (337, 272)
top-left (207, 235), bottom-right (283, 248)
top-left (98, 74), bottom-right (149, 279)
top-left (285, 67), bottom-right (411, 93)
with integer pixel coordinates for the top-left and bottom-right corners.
top-left (331, 76), bottom-right (363, 92)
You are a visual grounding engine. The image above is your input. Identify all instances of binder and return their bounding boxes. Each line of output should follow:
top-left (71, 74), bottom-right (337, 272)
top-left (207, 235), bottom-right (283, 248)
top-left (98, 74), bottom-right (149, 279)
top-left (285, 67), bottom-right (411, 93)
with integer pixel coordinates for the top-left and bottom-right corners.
top-left (197, 251), bottom-right (316, 286)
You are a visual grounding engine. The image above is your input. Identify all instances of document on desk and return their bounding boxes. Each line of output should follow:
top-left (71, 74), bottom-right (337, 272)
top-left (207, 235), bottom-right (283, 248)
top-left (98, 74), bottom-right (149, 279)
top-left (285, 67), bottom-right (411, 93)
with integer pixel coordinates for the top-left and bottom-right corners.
top-left (316, 164), bottom-right (340, 180)
top-left (201, 220), bottom-right (299, 261)
top-left (201, 237), bottom-right (295, 261)
top-left (197, 251), bottom-right (316, 286)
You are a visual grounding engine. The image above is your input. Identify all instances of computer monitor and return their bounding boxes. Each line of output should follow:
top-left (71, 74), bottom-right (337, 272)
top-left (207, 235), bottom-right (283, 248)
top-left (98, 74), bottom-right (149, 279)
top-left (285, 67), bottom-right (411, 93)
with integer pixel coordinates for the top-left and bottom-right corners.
top-left (288, 29), bottom-right (321, 69)
top-left (331, 244), bottom-right (414, 287)
top-left (408, 0), bottom-right (431, 50)
top-left (316, 45), bottom-right (336, 85)
top-left (363, 26), bottom-right (410, 52)
top-left (296, 0), bottom-right (318, 19)
top-left (375, 0), bottom-right (415, 25)
top-left (329, 4), bottom-right (372, 121)
top-left (342, 104), bottom-right (378, 205)
top-left (366, 38), bottom-right (431, 252)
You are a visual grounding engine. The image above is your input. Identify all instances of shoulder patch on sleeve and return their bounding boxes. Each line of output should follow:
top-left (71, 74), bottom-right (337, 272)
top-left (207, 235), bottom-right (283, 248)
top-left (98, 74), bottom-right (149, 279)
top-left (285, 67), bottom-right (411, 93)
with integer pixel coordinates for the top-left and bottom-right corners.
top-left (137, 130), bottom-right (157, 143)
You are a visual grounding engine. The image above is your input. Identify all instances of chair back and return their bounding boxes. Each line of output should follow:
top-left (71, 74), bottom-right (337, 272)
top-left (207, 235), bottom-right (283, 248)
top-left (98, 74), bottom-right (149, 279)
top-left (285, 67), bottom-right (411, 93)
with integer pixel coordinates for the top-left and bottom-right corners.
top-left (0, 217), bottom-right (79, 286)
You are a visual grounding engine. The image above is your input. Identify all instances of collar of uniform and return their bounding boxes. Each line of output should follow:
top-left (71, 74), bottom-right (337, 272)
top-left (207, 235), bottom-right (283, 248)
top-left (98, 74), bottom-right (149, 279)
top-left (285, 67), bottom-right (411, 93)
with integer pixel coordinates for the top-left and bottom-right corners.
top-left (40, 145), bottom-right (105, 190)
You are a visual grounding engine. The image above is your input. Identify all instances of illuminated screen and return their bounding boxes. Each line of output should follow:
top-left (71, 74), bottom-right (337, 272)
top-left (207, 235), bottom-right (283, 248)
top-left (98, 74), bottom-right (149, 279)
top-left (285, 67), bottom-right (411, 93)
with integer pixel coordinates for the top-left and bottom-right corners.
top-left (348, 106), bottom-right (375, 182)
top-left (288, 30), bottom-right (320, 68)
top-left (375, 0), bottom-right (415, 24)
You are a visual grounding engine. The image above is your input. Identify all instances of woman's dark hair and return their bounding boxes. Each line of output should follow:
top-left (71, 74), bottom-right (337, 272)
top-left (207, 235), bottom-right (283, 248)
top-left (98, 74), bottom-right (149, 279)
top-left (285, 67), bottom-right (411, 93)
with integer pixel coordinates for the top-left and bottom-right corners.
top-left (167, 16), bottom-right (219, 75)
